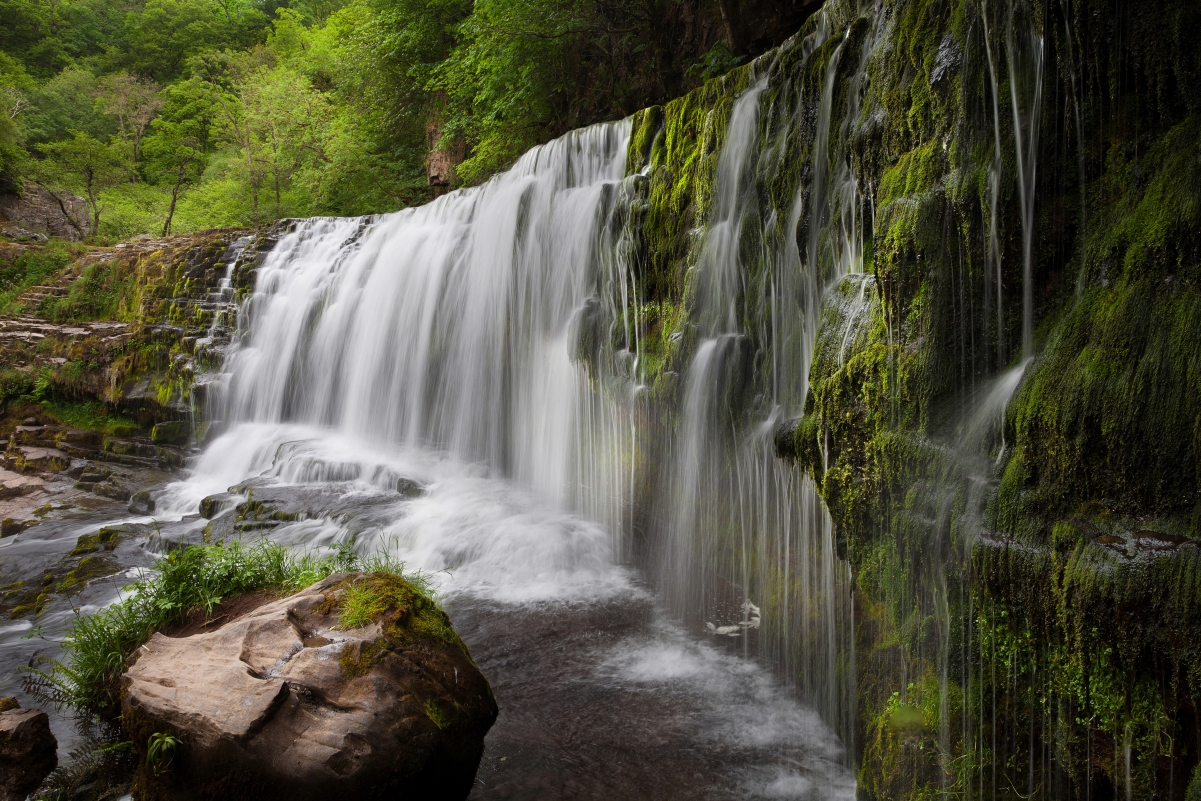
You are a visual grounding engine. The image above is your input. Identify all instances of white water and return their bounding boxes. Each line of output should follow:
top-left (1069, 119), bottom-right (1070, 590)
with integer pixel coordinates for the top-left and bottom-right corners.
top-left (138, 111), bottom-right (858, 795)
top-left (160, 123), bottom-right (639, 599)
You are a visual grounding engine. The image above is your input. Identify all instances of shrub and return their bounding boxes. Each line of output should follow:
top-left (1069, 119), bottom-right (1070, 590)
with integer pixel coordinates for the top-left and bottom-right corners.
top-left (22, 539), bottom-right (429, 718)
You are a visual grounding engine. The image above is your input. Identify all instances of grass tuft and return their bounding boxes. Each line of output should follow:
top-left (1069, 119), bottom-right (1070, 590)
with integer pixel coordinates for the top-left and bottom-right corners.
top-left (20, 539), bottom-right (420, 718)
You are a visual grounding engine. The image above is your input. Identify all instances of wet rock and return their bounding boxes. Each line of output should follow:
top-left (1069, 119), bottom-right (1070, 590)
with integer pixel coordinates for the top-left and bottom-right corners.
top-left (1133, 530), bottom-right (1189, 551)
top-left (396, 478), bottom-right (424, 498)
top-left (70, 526), bottom-right (124, 555)
top-left (94, 480), bottom-right (132, 503)
top-left (129, 490), bottom-right (156, 515)
top-left (198, 492), bottom-right (238, 519)
top-left (0, 700), bottom-right (58, 801)
top-left (78, 466), bottom-right (113, 484)
top-left (150, 421), bottom-right (190, 446)
top-left (0, 469), bottom-right (43, 500)
top-left (57, 428), bottom-right (103, 450)
top-left (122, 572), bottom-right (497, 801)
top-left (4, 446), bottom-right (71, 474)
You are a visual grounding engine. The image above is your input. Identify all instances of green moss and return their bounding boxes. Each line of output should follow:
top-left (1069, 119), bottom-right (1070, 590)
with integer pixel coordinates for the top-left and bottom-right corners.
top-left (39, 399), bottom-right (142, 436)
top-left (338, 638), bottom-right (385, 679)
top-left (424, 698), bottom-right (451, 730)
top-left (634, 64), bottom-right (750, 303)
top-left (329, 572), bottom-right (466, 655)
top-left (69, 527), bottom-right (123, 556)
top-left (56, 556), bottom-right (120, 593)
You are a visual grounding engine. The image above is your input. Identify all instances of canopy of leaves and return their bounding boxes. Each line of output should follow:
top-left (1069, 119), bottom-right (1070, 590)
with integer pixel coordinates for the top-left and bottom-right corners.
top-left (0, 0), bottom-right (810, 238)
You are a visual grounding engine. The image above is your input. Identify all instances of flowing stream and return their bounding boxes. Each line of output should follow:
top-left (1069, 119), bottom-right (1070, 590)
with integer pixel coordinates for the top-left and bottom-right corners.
top-left (137, 113), bottom-right (858, 798)
top-left (0, 0), bottom-right (1069, 795)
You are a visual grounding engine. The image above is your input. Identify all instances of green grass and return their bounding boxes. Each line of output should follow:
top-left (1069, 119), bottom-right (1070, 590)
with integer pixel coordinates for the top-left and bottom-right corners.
top-left (39, 399), bottom-right (140, 436)
top-left (40, 260), bottom-right (138, 322)
top-left (0, 239), bottom-right (80, 314)
top-left (21, 539), bottom-right (424, 718)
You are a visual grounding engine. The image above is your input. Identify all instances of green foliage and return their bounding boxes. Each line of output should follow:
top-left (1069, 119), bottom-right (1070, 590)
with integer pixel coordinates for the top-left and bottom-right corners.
top-left (335, 569), bottom-right (437, 630)
top-left (38, 399), bottom-right (139, 435)
top-left (37, 130), bottom-right (130, 231)
top-left (0, 238), bottom-right (76, 312)
top-left (41, 259), bottom-right (136, 321)
top-left (2, 0), bottom-right (785, 230)
top-left (20, 539), bottom-right (418, 717)
top-left (145, 732), bottom-right (179, 776)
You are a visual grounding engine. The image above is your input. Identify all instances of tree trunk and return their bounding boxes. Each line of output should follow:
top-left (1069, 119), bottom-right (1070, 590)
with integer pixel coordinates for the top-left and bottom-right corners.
top-left (86, 174), bottom-right (100, 239)
top-left (715, 0), bottom-right (743, 54)
top-left (162, 176), bottom-right (183, 237)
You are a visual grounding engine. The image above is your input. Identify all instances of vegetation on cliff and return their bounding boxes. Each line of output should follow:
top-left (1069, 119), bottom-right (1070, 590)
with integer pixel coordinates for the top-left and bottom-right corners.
top-left (617, 0), bottom-right (1200, 797)
top-left (0, 0), bottom-right (817, 240)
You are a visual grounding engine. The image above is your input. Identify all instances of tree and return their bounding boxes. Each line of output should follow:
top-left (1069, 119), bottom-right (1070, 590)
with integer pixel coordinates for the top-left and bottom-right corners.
top-left (143, 117), bottom-right (205, 235)
top-left (97, 72), bottom-right (163, 173)
top-left (243, 66), bottom-right (331, 217)
top-left (0, 55), bottom-right (32, 189)
top-left (123, 0), bottom-right (227, 82)
top-left (38, 131), bottom-right (129, 235)
top-left (191, 50), bottom-right (269, 221)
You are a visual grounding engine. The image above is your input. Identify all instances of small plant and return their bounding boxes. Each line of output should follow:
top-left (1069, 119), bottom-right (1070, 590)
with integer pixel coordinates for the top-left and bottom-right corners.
top-left (21, 539), bottom-right (427, 718)
top-left (338, 582), bottom-right (392, 629)
top-left (146, 732), bottom-right (179, 776)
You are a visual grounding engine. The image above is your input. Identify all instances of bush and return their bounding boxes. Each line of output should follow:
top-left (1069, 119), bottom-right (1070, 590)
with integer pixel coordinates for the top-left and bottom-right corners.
top-left (0, 239), bottom-right (77, 313)
top-left (22, 539), bottom-right (432, 718)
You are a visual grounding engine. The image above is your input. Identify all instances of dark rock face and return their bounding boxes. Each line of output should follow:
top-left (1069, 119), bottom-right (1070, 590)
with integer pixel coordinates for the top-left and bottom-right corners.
top-left (0, 700), bottom-right (59, 801)
top-left (0, 183), bottom-right (90, 240)
top-left (122, 573), bottom-right (497, 801)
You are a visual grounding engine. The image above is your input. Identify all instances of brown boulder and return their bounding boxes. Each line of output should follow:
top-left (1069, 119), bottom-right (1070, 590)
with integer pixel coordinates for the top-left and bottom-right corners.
top-left (121, 572), bottom-right (497, 801)
top-left (0, 700), bottom-right (58, 801)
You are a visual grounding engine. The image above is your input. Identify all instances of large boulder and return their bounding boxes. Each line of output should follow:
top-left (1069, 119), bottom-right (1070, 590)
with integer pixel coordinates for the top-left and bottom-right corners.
top-left (121, 572), bottom-right (497, 801)
top-left (0, 698), bottom-right (58, 801)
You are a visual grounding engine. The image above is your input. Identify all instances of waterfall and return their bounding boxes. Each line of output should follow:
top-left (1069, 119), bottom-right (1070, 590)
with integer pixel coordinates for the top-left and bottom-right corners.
top-left (147, 80), bottom-right (863, 791)
top-left (1005, 0), bottom-right (1044, 358)
top-left (654, 10), bottom-right (878, 742)
top-left (207, 122), bottom-right (635, 535)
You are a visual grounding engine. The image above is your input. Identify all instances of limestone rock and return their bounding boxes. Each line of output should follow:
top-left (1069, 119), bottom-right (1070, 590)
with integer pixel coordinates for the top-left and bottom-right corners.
top-left (0, 701), bottom-right (58, 801)
top-left (150, 421), bottom-right (190, 446)
top-left (0, 183), bottom-right (90, 240)
top-left (129, 489), bottom-right (156, 515)
top-left (4, 446), bottom-right (70, 474)
top-left (122, 572), bottom-right (497, 801)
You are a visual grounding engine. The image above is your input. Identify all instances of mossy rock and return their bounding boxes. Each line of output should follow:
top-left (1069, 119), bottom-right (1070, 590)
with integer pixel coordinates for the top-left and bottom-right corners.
top-left (150, 421), bottom-right (190, 446)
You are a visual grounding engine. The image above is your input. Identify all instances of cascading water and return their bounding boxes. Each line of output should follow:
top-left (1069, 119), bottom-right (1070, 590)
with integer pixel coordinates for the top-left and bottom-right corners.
top-left (654, 13), bottom-right (872, 744)
top-left (1004, 0), bottom-right (1044, 358)
top-left (149, 113), bottom-right (858, 798)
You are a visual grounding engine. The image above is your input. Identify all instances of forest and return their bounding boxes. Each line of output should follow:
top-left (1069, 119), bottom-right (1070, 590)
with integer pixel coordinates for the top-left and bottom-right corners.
top-left (0, 0), bottom-right (807, 240)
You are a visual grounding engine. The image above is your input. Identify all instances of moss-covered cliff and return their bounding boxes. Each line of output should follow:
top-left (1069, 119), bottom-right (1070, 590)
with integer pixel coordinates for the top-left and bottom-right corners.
top-left (621, 0), bottom-right (1201, 797)
top-left (0, 227), bottom-right (271, 442)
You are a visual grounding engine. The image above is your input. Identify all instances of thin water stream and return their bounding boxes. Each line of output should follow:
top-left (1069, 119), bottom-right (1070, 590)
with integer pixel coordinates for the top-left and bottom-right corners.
top-left (1, 1), bottom-right (1067, 794)
top-left (4, 107), bottom-right (858, 797)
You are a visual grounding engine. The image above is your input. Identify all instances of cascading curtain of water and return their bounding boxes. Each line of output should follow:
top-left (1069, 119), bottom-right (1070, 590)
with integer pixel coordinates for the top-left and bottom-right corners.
top-left (179, 0), bottom-right (1063, 769)
top-left (212, 123), bottom-right (637, 546)
top-left (650, 6), bottom-right (885, 744)
top-left (180, 2), bottom-right (880, 750)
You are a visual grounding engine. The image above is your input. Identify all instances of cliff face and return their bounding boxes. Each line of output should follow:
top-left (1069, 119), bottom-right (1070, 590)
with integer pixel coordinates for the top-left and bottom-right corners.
top-left (623, 0), bottom-right (1201, 797)
top-left (0, 228), bottom-right (274, 444)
